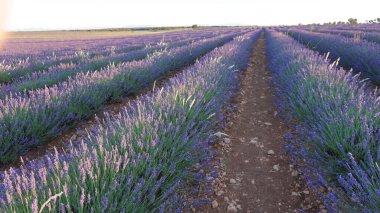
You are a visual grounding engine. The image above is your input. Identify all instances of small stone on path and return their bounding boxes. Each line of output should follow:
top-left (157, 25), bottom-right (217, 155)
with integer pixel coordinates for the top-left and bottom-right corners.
top-left (249, 137), bottom-right (258, 144)
top-left (214, 132), bottom-right (229, 138)
top-left (291, 192), bottom-right (300, 196)
top-left (227, 204), bottom-right (238, 212)
top-left (291, 171), bottom-right (298, 177)
top-left (224, 138), bottom-right (231, 144)
top-left (212, 200), bottom-right (218, 209)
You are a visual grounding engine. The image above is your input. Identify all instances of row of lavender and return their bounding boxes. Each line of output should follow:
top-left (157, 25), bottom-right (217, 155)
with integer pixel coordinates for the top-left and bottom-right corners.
top-left (311, 29), bottom-right (380, 45)
top-left (0, 29), bottom-right (245, 165)
top-left (0, 32), bottom-right (219, 96)
top-left (0, 44), bottom-right (144, 83)
top-left (304, 24), bottom-right (380, 33)
top-left (0, 28), bottom-right (227, 83)
top-left (0, 30), bottom-right (259, 212)
top-left (281, 29), bottom-right (380, 85)
top-left (0, 28), bottom-right (234, 58)
top-left (0, 44), bottom-right (141, 82)
top-left (266, 30), bottom-right (380, 211)
top-left (0, 37), bottom-right (185, 84)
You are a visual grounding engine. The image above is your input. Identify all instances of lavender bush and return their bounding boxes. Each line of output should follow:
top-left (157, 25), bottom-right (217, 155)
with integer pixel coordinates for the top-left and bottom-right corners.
top-left (283, 29), bottom-right (380, 84)
top-left (0, 30), bottom-right (259, 212)
top-left (0, 30), bottom-right (252, 164)
top-left (0, 28), bottom-right (228, 83)
top-left (0, 34), bottom-right (213, 96)
top-left (304, 24), bottom-right (380, 33)
top-left (0, 30), bottom-right (245, 164)
top-left (311, 29), bottom-right (380, 45)
top-left (266, 29), bottom-right (380, 211)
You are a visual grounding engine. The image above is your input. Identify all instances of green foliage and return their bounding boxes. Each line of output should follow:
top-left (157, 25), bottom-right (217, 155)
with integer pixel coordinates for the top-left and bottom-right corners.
top-left (348, 18), bottom-right (358, 24)
top-left (0, 72), bottom-right (11, 83)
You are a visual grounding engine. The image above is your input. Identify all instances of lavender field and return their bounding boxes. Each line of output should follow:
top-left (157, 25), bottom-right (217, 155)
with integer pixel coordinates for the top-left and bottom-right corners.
top-left (0, 21), bottom-right (380, 212)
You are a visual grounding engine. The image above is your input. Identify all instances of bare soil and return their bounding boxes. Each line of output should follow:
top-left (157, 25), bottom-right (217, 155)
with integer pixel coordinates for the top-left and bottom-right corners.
top-left (199, 33), bottom-right (324, 212)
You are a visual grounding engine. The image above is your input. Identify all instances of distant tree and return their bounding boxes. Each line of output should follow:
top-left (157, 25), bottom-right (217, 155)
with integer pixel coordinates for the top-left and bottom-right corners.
top-left (377, 18), bottom-right (380, 23)
top-left (191, 24), bottom-right (198, 28)
top-left (348, 18), bottom-right (358, 24)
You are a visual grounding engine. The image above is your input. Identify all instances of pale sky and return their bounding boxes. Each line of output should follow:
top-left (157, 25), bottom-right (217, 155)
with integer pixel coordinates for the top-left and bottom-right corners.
top-left (3, 0), bottom-right (380, 31)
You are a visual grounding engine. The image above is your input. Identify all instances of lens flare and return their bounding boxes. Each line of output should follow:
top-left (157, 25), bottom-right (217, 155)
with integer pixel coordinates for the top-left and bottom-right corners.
top-left (0, 0), bottom-right (9, 47)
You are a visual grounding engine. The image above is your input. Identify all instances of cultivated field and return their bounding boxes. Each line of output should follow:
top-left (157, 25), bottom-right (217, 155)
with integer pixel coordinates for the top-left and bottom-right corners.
top-left (0, 24), bottom-right (379, 212)
top-left (4, 27), bottom-right (195, 40)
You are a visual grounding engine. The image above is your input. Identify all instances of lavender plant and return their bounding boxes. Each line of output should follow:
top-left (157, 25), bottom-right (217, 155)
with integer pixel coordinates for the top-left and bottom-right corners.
top-left (311, 29), bottom-right (380, 45)
top-left (0, 30), bottom-right (259, 212)
top-left (0, 30), bottom-right (244, 165)
top-left (305, 23), bottom-right (380, 33)
top-left (0, 28), bottom-right (227, 83)
top-left (283, 29), bottom-right (380, 85)
top-left (266, 29), bottom-right (380, 211)
top-left (0, 34), bottom-right (213, 96)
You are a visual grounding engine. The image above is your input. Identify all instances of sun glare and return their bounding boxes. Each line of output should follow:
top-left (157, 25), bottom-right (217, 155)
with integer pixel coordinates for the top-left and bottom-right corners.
top-left (0, 0), bottom-right (9, 47)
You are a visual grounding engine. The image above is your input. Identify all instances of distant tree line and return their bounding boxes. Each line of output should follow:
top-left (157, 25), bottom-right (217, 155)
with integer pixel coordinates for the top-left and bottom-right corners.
top-left (366, 18), bottom-right (380, 24)
top-left (300, 18), bottom-right (380, 26)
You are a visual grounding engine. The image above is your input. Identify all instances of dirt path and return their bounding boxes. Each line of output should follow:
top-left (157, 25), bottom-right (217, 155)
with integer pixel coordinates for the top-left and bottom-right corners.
top-left (200, 33), bottom-right (323, 212)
